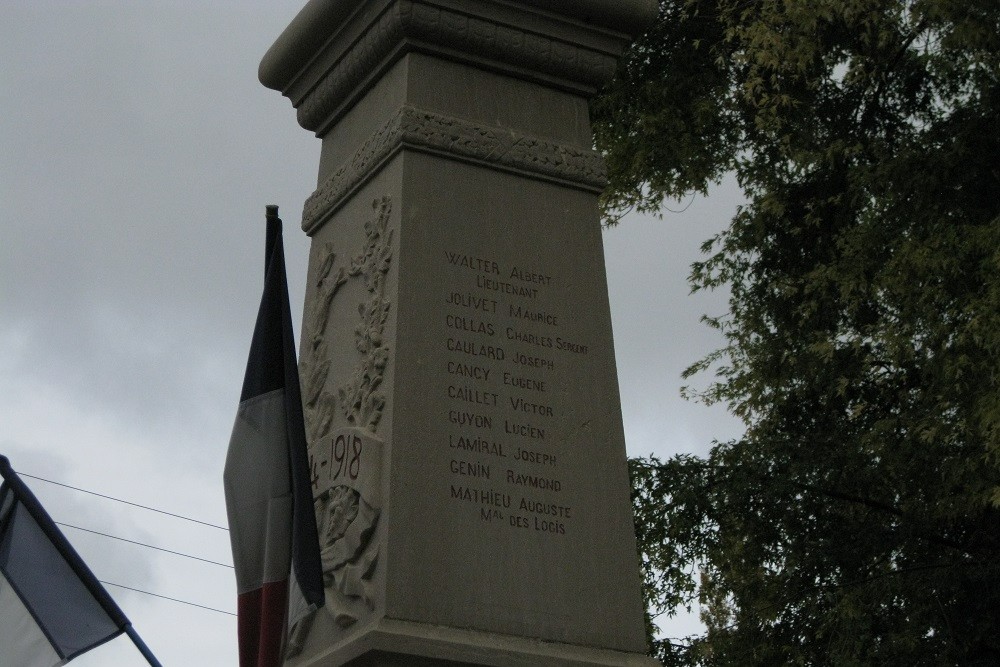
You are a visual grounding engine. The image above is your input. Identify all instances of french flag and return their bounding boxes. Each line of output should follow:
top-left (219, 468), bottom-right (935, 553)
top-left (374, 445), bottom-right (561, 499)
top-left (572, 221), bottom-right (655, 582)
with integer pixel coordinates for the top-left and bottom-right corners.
top-left (224, 206), bottom-right (324, 666)
top-left (0, 456), bottom-right (155, 666)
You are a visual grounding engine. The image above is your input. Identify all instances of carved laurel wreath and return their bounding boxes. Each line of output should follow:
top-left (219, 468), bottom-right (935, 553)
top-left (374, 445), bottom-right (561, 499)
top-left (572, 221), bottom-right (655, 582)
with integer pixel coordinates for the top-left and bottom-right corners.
top-left (302, 196), bottom-right (394, 440)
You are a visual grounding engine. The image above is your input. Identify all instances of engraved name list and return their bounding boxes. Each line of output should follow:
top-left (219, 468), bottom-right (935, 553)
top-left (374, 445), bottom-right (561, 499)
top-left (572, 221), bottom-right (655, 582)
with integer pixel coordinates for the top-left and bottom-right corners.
top-left (441, 249), bottom-right (591, 536)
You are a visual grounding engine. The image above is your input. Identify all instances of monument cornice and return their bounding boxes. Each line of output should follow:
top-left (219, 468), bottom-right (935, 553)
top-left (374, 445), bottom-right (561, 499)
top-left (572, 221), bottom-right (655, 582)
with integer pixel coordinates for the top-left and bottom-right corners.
top-left (301, 103), bottom-right (608, 234)
top-left (261, 0), bottom-right (654, 135)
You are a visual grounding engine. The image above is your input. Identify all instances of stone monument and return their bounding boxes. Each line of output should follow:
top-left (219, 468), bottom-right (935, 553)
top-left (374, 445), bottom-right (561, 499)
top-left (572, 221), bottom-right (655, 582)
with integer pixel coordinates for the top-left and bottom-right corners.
top-left (259, 1), bottom-right (659, 664)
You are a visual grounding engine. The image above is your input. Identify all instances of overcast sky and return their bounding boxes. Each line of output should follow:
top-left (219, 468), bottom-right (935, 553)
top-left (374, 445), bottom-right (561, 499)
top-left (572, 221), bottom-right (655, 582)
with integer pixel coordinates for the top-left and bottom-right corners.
top-left (1, 3), bottom-right (742, 664)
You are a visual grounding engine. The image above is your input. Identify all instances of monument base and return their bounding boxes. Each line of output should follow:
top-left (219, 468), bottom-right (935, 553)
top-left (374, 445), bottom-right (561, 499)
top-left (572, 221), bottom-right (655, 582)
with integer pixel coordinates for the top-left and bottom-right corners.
top-left (298, 618), bottom-right (659, 667)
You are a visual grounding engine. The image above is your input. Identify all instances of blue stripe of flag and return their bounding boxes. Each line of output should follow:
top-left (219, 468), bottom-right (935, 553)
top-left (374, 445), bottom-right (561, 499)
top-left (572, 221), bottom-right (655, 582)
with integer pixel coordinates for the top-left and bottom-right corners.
top-left (0, 455), bottom-right (129, 662)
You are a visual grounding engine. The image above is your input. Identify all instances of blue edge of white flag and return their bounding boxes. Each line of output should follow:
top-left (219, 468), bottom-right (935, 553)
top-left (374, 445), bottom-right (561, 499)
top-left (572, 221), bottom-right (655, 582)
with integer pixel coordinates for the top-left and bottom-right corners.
top-left (224, 206), bottom-right (325, 667)
top-left (0, 454), bottom-right (154, 667)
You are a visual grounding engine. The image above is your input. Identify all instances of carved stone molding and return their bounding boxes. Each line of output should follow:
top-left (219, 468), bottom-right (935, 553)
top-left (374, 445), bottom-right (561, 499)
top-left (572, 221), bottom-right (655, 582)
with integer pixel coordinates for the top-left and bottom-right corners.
top-left (302, 105), bottom-right (607, 233)
top-left (291, 0), bottom-right (620, 133)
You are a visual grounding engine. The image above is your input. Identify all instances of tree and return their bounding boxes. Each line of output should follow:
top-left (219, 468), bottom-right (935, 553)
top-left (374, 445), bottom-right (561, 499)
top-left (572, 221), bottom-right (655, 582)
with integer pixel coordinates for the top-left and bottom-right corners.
top-left (593, 1), bottom-right (1000, 664)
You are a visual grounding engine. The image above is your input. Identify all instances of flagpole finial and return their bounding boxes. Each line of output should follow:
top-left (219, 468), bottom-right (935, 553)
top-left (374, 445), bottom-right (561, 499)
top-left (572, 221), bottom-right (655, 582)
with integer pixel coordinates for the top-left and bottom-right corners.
top-left (266, 204), bottom-right (280, 220)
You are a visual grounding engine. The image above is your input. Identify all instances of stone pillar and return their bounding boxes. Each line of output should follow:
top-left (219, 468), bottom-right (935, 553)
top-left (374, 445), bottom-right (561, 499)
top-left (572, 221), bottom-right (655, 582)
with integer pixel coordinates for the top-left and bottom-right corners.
top-left (260, 1), bottom-right (659, 664)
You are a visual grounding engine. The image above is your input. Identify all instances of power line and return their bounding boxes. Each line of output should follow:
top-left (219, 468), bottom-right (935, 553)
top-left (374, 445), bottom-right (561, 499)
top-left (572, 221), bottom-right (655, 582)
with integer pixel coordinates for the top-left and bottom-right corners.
top-left (55, 521), bottom-right (233, 569)
top-left (11, 471), bottom-right (238, 621)
top-left (16, 470), bottom-right (229, 531)
top-left (99, 580), bottom-right (236, 617)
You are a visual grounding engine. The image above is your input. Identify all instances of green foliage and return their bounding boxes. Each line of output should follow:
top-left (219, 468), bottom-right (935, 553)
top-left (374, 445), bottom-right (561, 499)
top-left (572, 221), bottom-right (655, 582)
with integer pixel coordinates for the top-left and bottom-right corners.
top-left (599, 1), bottom-right (1000, 663)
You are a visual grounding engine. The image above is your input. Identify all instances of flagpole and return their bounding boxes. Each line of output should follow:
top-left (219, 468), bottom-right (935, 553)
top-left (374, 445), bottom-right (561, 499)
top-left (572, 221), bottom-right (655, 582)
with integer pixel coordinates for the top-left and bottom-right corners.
top-left (125, 625), bottom-right (163, 667)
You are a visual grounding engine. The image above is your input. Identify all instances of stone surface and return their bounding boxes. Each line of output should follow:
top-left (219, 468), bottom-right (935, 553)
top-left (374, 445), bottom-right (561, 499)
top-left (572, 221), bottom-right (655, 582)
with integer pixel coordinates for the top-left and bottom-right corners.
top-left (262, 1), bottom-right (659, 665)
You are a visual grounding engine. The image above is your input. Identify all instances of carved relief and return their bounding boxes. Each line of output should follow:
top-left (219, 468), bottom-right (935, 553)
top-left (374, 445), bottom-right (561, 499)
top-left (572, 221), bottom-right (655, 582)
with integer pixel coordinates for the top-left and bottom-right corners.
top-left (302, 106), bottom-right (607, 232)
top-left (338, 196), bottom-right (393, 432)
top-left (288, 427), bottom-right (384, 656)
top-left (312, 427), bottom-right (383, 629)
top-left (398, 108), bottom-right (609, 189)
top-left (288, 198), bottom-right (394, 657)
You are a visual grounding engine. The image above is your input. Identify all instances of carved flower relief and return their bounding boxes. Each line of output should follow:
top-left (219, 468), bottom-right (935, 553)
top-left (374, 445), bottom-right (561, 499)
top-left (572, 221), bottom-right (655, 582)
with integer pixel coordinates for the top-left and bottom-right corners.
top-left (338, 362), bottom-right (386, 432)
top-left (356, 299), bottom-right (390, 354)
top-left (336, 197), bottom-right (394, 434)
top-left (318, 486), bottom-right (359, 562)
top-left (349, 199), bottom-right (394, 292)
top-left (287, 482), bottom-right (381, 655)
top-left (314, 485), bottom-right (380, 628)
top-left (371, 345), bottom-right (389, 371)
